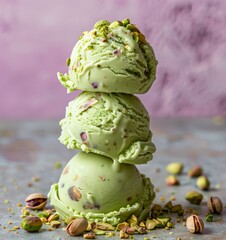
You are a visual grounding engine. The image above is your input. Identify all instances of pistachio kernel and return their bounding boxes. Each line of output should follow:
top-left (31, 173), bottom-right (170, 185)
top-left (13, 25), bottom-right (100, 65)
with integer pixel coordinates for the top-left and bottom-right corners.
top-left (21, 216), bottom-right (42, 232)
top-left (205, 214), bottom-right (214, 222)
top-left (50, 220), bottom-right (61, 228)
top-left (66, 58), bottom-right (71, 66)
top-left (196, 176), bottom-right (210, 191)
top-left (109, 20), bottom-right (123, 29)
top-left (83, 231), bottom-right (96, 239)
top-left (126, 24), bottom-right (138, 31)
top-left (122, 18), bottom-right (130, 26)
top-left (166, 162), bottom-right (184, 175)
top-left (119, 229), bottom-right (129, 239)
top-left (96, 222), bottom-right (115, 231)
top-left (185, 191), bottom-right (203, 205)
top-left (48, 213), bottom-right (59, 222)
top-left (94, 20), bottom-right (110, 29)
top-left (145, 219), bottom-right (156, 230)
top-left (166, 175), bottom-right (180, 186)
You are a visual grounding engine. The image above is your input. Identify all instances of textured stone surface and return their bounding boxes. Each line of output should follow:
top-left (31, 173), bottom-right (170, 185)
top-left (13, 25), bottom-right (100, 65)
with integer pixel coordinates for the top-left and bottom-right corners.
top-left (1, 0), bottom-right (226, 118)
top-left (0, 119), bottom-right (226, 239)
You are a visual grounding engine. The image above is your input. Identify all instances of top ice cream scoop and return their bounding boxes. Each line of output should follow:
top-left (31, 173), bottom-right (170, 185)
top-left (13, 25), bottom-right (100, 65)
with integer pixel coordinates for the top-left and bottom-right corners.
top-left (58, 18), bottom-right (158, 94)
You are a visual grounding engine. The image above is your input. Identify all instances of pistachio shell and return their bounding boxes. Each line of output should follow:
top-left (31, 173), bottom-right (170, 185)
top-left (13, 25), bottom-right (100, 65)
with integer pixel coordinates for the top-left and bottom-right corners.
top-left (186, 215), bottom-right (204, 233)
top-left (96, 222), bottom-right (115, 231)
top-left (66, 218), bottom-right (88, 236)
top-left (25, 193), bottom-right (47, 210)
top-left (188, 166), bottom-right (203, 177)
top-left (207, 196), bottom-right (223, 214)
top-left (25, 193), bottom-right (47, 202)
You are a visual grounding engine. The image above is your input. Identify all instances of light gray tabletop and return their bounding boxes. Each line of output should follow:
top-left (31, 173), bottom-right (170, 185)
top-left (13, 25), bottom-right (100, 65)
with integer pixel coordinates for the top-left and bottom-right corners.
top-left (0, 118), bottom-right (226, 240)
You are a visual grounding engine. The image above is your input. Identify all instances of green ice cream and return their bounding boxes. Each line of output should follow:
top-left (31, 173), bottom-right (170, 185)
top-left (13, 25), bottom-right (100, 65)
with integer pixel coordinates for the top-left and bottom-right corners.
top-left (58, 19), bottom-right (158, 94)
top-left (48, 152), bottom-right (155, 225)
top-left (59, 91), bottom-right (156, 164)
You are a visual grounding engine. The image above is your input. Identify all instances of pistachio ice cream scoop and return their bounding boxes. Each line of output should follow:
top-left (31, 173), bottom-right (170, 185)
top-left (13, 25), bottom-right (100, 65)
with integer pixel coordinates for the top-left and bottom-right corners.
top-left (48, 152), bottom-right (155, 225)
top-left (58, 18), bottom-right (157, 94)
top-left (59, 91), bottom-right (156, 164)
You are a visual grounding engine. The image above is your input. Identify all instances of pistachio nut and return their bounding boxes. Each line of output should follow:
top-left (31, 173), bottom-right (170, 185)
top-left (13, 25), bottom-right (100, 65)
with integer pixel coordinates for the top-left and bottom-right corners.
top-left (185, 191), bottom-right (203, 205)
top-left (48, 213), bottom-right (59, 222)
top-left (207, 196), bottom-right (223, 214)
top-left (94, 20), bottom-right (110, 29)
top-left (188, 166), bottom-right (203, 178)
top-left (93, 229), bottom-right (105, 235)
top-left (109, 20), bottom-right (123, 29)
top-left (122, 18), bottom-right (130, 26)
top-left (205, 214), bottom-right (213, 222)
top-left (137, 226), bottom-right (147, 234)
top-left (83, 231), bottom-right (96, 239)
top-left (196, 176), bottom-right (210, 191)
top-left (21, 216), bottom-right (42, 232)
top-left (166, 162), bottom-right (184, 175)
top-left (25, 193), bottom-right (47, 210)
top-left (121, 226), bottom-right (135, 235)
top-left (145, 219), bottom-right (156, 230)
top-left (116, 222), bottom-right (129, 231)
top-left (66, 58), bottom-right (71, 66)
top-left (139, 221), bottom-right (145, 228)
top-left (157, 217), bottom-right (171, 227)
top-left (186, 214), bottom-right (204, 233)
top-left (171, 204), bottom-right (183, 214)
top-left (119, 229), bottom-right (129, 239)
top-left (50, 220), bottom-right (61, 228)
top-left (166, 175), bottom-right (180, 186)
top-left (127, 214), bottom-right (138, 224)
top-left (66, 218), bottom-right (88, 236)
top-left (151, 204), bottom-right (162, 212)
top-left (96, 222), bottom-right (115, 231)
top-left (162, 201), bottom-right (173, 212)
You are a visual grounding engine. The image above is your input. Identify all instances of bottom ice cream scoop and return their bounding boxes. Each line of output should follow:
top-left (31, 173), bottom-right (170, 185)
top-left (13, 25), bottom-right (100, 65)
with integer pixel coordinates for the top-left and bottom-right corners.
top-left (48, 152), bottom-right (155, 225)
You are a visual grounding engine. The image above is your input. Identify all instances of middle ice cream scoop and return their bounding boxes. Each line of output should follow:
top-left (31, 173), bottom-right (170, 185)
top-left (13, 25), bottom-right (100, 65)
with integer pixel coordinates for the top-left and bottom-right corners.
top-left (59, 91), bottom-right (156, 164)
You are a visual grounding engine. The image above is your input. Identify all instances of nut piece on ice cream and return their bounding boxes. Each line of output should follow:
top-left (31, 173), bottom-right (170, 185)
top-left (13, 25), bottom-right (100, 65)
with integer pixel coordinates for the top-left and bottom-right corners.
top-left (48, 152), bottom-right (155, 226)
top-left (59, 91), bottom-right (156, 164)
top-left (58, 18), bottom-right (158, 94)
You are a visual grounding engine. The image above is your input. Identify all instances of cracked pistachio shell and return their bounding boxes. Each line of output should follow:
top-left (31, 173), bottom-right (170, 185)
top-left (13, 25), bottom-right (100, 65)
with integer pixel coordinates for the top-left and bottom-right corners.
top-left (186, 215), bottom-right (204, 233)
top-left (25, 193), bottom-right (47, 210)
top-left (207, 196), bottom-right (223, 214)
top-left (66, 218), bottom-right (88, 236)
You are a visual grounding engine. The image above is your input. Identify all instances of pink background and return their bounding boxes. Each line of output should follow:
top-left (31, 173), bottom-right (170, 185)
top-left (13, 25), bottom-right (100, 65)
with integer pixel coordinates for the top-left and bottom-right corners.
top-left (1, 0), bottom-right (226, 119)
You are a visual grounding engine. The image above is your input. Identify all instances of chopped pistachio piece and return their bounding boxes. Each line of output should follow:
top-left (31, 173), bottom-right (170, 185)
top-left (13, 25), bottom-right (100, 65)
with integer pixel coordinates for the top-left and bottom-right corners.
top-left (94, 20), bottom-right (110, 29)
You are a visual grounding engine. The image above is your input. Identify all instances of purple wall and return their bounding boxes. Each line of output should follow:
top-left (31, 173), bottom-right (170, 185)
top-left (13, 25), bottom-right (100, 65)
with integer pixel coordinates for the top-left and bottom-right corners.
top-left (1, 0), bottom-right (226, 119)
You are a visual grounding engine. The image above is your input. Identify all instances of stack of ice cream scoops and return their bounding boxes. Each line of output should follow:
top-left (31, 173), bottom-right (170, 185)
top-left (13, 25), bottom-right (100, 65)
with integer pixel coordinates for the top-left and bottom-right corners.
top-left (49, 18), bottom-right (158, 226)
